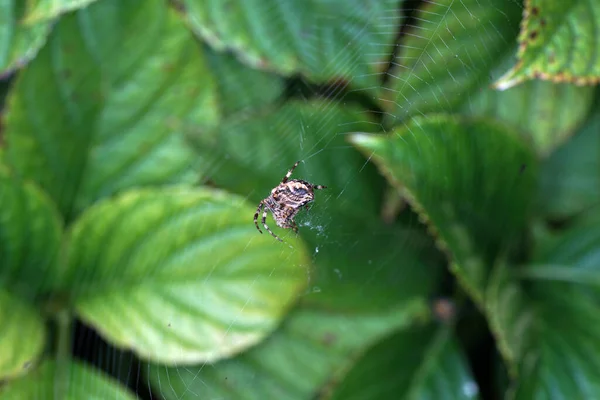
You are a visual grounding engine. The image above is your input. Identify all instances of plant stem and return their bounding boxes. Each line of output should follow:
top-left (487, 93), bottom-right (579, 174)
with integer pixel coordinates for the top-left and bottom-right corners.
top-left (54, 309), bottom-right (72, 399)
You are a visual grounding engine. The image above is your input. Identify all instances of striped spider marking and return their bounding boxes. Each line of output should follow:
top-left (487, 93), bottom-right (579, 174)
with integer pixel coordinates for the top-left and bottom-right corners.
top-left (254, 161), bottom-right (327, 242)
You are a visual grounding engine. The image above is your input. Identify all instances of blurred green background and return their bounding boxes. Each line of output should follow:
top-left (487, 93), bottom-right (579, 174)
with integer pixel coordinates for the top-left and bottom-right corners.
top-left (1, 0), bottom-right (599, 399)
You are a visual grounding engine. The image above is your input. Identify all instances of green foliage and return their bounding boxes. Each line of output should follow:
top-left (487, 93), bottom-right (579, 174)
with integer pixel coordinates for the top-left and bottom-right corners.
top-left (350, 116), bottom-right (538, 306)
top-left (65, 187), bottom-right (309, 365)
top-left (205, 47), bottom-right (286, 117)
top-left (0, 1), bottom-right (51, 75)
top-left (464, 58), bottom-right (595, 155)
top-left (0, 172), bottom-right (63, 292)
top-left (4, 0), bottom-right (213, 221)
top-left (181, 0), bottom-right (401, 89)
top-left (539, 103), bottom-right (600, 218)
top-left (496, 0), bottom-right (600, 88)
top-left (189, 101), bottom-right (380, 214)
top-left (380, 0), bottom-right (522, 122)
top-left (147, 302), bottom-right (429, 399)
top-left (0, 0), bottom-right (599, 398)
top-left (329, 327), bottom-right (477, 400)
top-left (22, 0), bottom-right (101, 23)
top-left (491, 212), bottom-right (600, 398)
top-left (2, 360), bottom-right (135, 399)
top-left (0, 289), bottom-right (46, 380)
top-left (188, 100), bottom-right (444, 312)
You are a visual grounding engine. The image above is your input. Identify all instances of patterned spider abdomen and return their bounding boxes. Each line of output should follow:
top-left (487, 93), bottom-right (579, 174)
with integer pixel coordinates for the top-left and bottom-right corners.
top-left (267, 180), bottom-right (314, 228)
top-left (274, 180), bottom-right (314, 207)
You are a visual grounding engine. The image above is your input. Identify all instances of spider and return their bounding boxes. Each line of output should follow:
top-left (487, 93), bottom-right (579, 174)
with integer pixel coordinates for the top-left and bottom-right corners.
top-left (254, 161), bottom-right (327, 242)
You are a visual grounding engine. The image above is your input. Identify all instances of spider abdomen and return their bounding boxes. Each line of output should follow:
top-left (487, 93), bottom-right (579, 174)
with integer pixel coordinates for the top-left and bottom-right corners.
top-left (273, 181), bottom-right (314, 205)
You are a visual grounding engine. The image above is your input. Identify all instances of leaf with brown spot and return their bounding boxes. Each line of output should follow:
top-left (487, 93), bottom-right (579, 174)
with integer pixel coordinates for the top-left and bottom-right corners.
top-left (495, 0), bottom-right (600, 89)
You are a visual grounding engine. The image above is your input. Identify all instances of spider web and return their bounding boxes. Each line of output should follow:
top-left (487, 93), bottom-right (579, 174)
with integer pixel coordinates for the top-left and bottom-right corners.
top-left (127, 1), bottom-right (520, 399)
top-left (47, 0), bottom-right (521, 399)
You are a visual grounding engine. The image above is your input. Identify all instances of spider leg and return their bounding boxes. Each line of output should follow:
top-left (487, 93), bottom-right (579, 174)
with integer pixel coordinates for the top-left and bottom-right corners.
top-left (254, 201), bottom-right (264, 234)
top-left (291, 220), bottom-right (299, 235)
top-left (262, 208), bottom-right (283, 242)
top-left (313, 184), bottom-right (327, 190)
top-left (281, 160), bottom-right (301, 184)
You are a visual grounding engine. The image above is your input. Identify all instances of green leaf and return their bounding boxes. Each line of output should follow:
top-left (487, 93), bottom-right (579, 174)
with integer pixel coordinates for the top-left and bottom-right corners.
top-left (380, 0), bottom-right (521, 122)
top-left (62, 187), bottom-right (309, 365)
top-left (484, 264), bottom-right (533, 375)
top-left (538, 104), bottom-right (600, 219)
top-left (0, 173), bottom-right (63, 292)
top-left (181, 0), bottom-right (400, 89)
top-left (4, 0), bottom-right (218, 221)
top-left (513, 287), bottom-right (600, 399)
top-left (328, 327), bottom-right (479, 400)
top-left (350, 115), bottom-right (538, 306)
top-left (531, 211), bottom-right (600, 277)
top-left (495, 0), bottom-right (600, 89)
top-left (463, 57), bottom-right (595, 156)
top-left (0, 289), bottom-right (45, 380)
top-left (146, 301), bottom-right (429, 400)
top-left (205, 45), bottom-right (285, 117)
top-left (22, 0), bottom-right (99, 24)
top-left (0, 359), bottom-right (136, 399)
top-left (487, 212), bottom-right (600, 398)
top-left (0, 1), bottom-right (51, 75)
top-left (300, 224), bottom-right (443, 312)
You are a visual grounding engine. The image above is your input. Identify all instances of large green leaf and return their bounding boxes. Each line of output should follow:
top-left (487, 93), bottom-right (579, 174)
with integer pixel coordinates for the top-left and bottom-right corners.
top-left (538, 103), bottom-right (600, 219)
top-left (486, 212), bottom-right (600, 398)
top-left (22, 0), bottom-right (99, 23)
top-left (350, 115), bottom-right (538, 306)
top-left (0, 173), bottom-right (63, 292)
top-left (4, 0), bottom-right (218, 221)
top-left (0, 1), bottom-right (51, 75)
top-left (463, 56), bottom-right (595, 156)
top-left (146, 301), bottom-right (429, 400)
top-left (0, 359), bottom-right (136, 399)
top-left (380, 0), bottom-right (521, 122)
top-left (496, 0), bottom-right (600, 89)
top-left (61, 187), bottom-right (309, 365)
top-left (181, 0), bottom-right (400, 89)
top-left (205, 45), bottom-right (285, 117)
top-left (0, 289), bottom-right (45, 380)
top-left (328, 327), bottom-right (479, 400)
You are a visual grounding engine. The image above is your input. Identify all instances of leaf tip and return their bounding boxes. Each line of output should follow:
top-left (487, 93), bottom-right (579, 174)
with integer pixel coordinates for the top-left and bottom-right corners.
top-left (348, 132), bottom-right (381, 151)
top-left (493, 68), bottom-right (527, 91)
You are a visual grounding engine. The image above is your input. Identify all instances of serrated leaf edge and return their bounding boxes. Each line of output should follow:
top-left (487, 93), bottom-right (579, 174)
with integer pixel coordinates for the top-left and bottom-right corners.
top-left (494, 0), bottom-right (600, 90)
